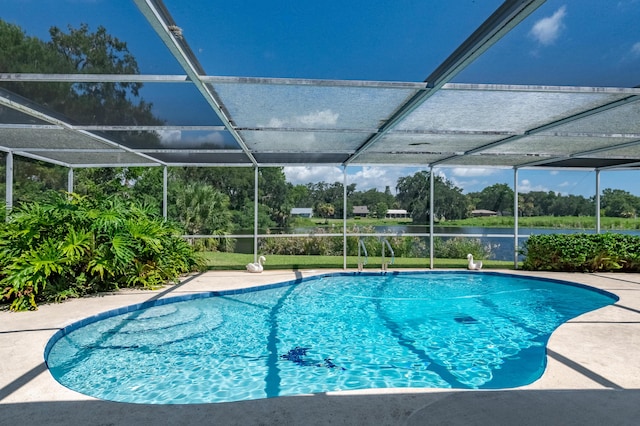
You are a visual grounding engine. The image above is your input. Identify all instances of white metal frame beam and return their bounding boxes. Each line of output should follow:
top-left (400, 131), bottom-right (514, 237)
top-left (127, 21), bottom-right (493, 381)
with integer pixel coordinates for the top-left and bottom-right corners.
top-left (5, 152), bottom-right (13, 213)
top-left (513, 168), bottom-right (519, 269)
top-left (345, 0), bottom-right (547, 166)
top-left (0, 93), bottom-right (166, 168)
top-left (434, 94), bottom-right (640, 168)
top-left (133, 0), bottom-right (258, 167)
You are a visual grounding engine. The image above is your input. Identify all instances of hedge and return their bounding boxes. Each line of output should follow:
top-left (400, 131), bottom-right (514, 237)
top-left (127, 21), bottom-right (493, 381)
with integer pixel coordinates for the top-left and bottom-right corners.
top-left (521, 233), bottom-right (640, 272)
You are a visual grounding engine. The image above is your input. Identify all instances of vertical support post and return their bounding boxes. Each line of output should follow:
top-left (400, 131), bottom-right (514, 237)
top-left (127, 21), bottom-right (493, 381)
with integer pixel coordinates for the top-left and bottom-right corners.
top-left (429, 166), bottom-right (434, 269)
top-left (595, 169), bottom-right (601, 234)
top-left (343, 166), bottom-right (348, 270)
top-left (514, 168), bottom-right (519, 269)
top-left (254, 166), bottom-right (259, 263)
top-left (5, 152), bottom-right (13, 217)
top-left (162, 166), bottom-right (168, 219)
top-left (67, 167), bottom-right (74, 194)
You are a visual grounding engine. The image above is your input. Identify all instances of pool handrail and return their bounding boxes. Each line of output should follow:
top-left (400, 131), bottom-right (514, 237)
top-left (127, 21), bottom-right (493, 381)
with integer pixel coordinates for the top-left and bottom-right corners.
top-left (381, 237), bottom-right (395, 271)
top-left (358, 237), bottom-right (368, 271)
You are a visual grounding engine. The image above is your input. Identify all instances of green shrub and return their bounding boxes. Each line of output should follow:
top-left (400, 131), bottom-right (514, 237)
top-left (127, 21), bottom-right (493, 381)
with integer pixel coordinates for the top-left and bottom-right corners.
top-left (0, 192), bottom-right (204, 311)
top-left (259, 228), bottom-right (344, 256)
top-left (259, 227), bottom-right (423, 258)
top-left (434, 237), bottom-right (492, 260)
top-left (521, 233), bottom-right (640, 272)
top-left (257, 228), bottom-right (493, 261)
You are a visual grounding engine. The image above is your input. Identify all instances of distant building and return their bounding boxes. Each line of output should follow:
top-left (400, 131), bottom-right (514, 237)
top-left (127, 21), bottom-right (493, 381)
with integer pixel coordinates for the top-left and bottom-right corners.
top-left (471, 209), bottom-right (497, 217)
top-left (291, 207), bottom-right (313, 218)
top-left (386, 209), bottom-right (408, 218)
top-left (353, 205), bottom-right (369, 217)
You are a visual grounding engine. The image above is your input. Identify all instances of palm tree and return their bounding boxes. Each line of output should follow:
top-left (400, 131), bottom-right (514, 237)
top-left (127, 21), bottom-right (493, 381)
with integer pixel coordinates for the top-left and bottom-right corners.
top-left (173, 183), bottom-right (233, 235)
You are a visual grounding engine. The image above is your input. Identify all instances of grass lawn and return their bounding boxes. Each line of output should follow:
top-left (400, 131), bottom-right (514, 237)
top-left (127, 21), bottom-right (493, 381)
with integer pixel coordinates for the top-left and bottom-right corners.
top-left (202, 251), bottom-right (518, 270)
top-left (442, 215), bottom-right (640, 230)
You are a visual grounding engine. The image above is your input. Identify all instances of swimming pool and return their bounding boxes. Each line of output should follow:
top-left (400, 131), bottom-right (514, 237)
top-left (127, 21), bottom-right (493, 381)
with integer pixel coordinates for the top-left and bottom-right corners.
top-left (45, 271), bottom-right (617, 404)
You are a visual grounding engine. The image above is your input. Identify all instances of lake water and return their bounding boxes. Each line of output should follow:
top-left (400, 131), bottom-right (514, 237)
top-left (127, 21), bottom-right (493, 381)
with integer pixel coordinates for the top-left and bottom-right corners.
top-left (234, 226), bottom-right (640, 261)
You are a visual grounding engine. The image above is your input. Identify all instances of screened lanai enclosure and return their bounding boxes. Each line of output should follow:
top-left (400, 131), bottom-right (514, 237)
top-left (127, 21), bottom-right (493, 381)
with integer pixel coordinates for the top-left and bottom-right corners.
top-left (1, 0), bottom-right (639, 268)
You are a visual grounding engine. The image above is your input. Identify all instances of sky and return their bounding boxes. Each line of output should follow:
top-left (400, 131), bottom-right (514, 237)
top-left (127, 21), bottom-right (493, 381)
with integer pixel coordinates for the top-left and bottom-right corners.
top-left (2, 0), bottom-right (640, 197)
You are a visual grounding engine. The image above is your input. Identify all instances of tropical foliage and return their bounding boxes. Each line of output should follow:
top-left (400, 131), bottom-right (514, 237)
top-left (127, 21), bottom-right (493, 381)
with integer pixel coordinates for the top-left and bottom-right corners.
top-left (0, 193), bottom-right (203, 311)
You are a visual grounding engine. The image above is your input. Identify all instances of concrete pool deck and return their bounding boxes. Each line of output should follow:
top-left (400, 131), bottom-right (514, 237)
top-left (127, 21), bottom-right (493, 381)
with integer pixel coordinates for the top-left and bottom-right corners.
top-left (1, 269), bottom-right (639, 425)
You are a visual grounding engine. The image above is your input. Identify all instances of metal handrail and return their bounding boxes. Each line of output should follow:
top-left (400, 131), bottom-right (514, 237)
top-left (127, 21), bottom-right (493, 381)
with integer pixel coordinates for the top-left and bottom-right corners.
top-left (381, 238), bottom-right (395, 270)
top-left (358, 237), bottom-right (368, 271)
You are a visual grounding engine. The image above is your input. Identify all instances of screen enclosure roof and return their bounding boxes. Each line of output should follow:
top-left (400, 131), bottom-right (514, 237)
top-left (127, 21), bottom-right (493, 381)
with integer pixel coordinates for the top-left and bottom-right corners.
top-left (1, 0), bottom-right (639, 171)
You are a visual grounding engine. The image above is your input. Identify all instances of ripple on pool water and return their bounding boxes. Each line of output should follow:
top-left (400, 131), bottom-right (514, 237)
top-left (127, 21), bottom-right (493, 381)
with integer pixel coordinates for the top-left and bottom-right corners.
top-left (45, 272), bottom-right (617, 404)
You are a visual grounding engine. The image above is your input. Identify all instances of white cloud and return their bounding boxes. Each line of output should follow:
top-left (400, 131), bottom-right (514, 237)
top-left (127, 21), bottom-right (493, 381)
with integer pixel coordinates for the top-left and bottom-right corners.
top-left (265, 109), bottom-right (339, 128)
top-left (156, 130), bottom-right (226, 147)
top-left (459, 178), bottom-right (480, 188)
top-left (157, 129), bottom-right (181, 145)
top-left (284, 166), bottom-right (344, 186)
top-left (284, 166), bottom-right (423, 194)
top-left (519, 179), bottom-right (548, 193)
top-left (436, 169), bottom-right (471, 190)
top-left (201, 132), bottom-right (227, 144)
top-left (348, 166), bottom-right (408, 193)
top-left (529, 6), bottom-right (567, 45)
top-left (267, 117), bottom-right (286, 128)
top-left (434, 169), bottom-right (448, 180)
top-left (297, 110), bottom-right (339, 127)
top-left (631, 42), bottom-right (640, 56)
top-left (450, 167), bottom-right (499, 177)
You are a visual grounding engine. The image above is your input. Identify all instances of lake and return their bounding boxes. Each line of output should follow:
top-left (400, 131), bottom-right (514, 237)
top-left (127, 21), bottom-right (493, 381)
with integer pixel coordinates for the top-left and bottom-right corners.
top-left (233, 225), bottom-right (640, 261)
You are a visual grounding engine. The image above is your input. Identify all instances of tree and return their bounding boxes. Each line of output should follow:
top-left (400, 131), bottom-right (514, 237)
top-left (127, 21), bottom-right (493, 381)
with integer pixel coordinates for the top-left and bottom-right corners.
top-left (548, 194), bottom-right (594, 216)
top-left (0, 19), bottom-right (74, 110)
top-left (316, 203), bottom-right (335, 220)
top-left (601, 189), bottom-right (640, 218)
top-left (287, 183), bottom-right (311, 207)
top-left (126, 167), bottom-right (164, 213)
top-left (518, 194), bottom-right (536, 217)
top-left (176, 167), bottom-right (291, 229)
top-left (527, 191), bottom-right (558, 216)
top-left (470, 183), bottom-right (513, 214)
top-left (4, 157), bottom-right (68, 205)
top-left (173, 183), bottom-right (232, 235)
top-left (396, 171), bottom-right (429, 223)
top-left (396, 171), bottom-right (468, 223)
top-left (1, 20), bottom-right (164, 209)
top-left (48, 23), bottom-right (162, 127)
top-left (1, 20), bottom-right (163, 128)
top-left (349, 187), bottom-right (395, 218)
top-left (374, 202), bottom-right (389, 219)
top-left (259, 167), bottom-right (291, 228)
top-left (179, 168), bottom-right (253, 212)
top-left (307, 182), bottom-right (348, 217)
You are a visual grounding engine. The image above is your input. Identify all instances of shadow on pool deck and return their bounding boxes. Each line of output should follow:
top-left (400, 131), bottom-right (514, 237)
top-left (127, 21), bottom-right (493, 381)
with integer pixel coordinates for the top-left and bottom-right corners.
top-left (1, 389), bottom-right (639, 426)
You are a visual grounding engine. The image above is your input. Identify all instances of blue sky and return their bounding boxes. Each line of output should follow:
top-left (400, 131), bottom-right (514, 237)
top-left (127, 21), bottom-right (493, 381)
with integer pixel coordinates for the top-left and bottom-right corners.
top-left (2, 0), bottom-right (640, 196)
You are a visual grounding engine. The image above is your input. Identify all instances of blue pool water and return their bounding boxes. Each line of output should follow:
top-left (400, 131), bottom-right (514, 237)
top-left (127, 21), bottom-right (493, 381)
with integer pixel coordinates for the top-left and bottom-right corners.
top-left (45, 272), bottom-right (617, 404)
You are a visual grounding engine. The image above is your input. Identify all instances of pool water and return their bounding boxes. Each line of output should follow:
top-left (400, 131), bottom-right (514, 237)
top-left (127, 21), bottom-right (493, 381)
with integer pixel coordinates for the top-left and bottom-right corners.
top-left (45, 272), bottom-right (617, 404)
